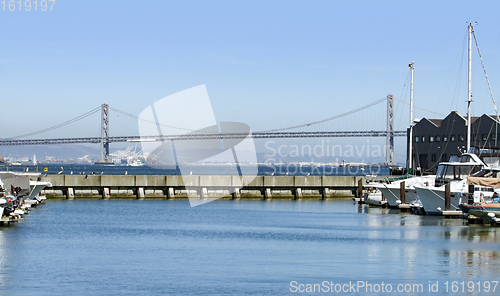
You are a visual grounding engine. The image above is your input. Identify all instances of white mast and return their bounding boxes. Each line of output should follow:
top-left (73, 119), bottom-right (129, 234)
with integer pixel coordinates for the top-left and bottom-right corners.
top-left (408, 62), bottom-right (415, 174)
top-left (467, 23), bottom-right (473, 152)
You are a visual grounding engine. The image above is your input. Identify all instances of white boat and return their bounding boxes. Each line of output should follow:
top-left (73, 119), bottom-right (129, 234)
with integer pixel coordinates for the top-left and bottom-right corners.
top-left (414, 181), bottom-right (466, 214)
top-left (363, 188), bottom-right (387, 206)
top-left (27, 179), bottom-right (52, 201)
top-left (415, 167), bottom-right (500, 215)
top-left (0, 198), bottom-right (6, 219)
top-left (375, 175), bottom-right (435, 208)
top-left (127, 158), bottom-right (144, 166)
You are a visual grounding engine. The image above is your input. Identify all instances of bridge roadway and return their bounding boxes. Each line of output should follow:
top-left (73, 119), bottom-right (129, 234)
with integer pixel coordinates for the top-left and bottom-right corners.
top-left (0, 130), bottom-right (407, 145)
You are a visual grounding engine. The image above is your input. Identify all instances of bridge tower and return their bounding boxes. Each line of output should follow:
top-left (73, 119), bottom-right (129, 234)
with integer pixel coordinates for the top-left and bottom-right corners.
top-left (99, 104), bottom-right (111, 163)
top-left (385, 95), bottom-right (395, 165)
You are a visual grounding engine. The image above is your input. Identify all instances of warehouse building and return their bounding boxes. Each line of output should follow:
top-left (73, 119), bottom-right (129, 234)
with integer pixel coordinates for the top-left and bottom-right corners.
top-left (411, 111), bottom-right (500, 171)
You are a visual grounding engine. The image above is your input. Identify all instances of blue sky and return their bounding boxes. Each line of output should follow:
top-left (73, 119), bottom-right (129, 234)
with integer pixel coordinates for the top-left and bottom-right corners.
top-left (2, 0), bottom-right (500, 162)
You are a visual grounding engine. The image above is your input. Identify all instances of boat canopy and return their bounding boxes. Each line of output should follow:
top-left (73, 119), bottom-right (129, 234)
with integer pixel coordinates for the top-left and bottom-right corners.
top-left (467, 176), bottom-right (500, 188)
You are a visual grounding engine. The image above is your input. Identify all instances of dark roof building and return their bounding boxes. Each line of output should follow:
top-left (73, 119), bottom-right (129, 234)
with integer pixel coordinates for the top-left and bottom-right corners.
top-left (411, 111), bottom-right (500, 171)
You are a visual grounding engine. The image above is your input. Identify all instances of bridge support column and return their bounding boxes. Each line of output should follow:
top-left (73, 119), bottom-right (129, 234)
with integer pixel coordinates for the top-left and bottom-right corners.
top-left (386, 95), bottom-right (395, 165)
top-left (66, 187), bottom-right (74, 200)
top-left (99, 104), bottom-right (111, 163)
top-left (102, 187), bottom-right (110, 200)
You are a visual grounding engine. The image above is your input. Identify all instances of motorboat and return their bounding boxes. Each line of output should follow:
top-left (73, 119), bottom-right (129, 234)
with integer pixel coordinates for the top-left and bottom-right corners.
top-left (458, 176), bottom-right (500, 223)
top-left (366, 153), bottom-right (484, 212)
top-left (127, 158), bottom-right (144, 166)
top-left (414, 165), bottom-right (499, 215)
top-left (26, 179), bottom-right (52, 204)
top-left (363, 188), bottom-right (387, 206)
top-left (374, 175), bottom-right (434, 208)
top-left (0, 172), bottom-right (52, 224)
top-left (0, 197), bottom-right (6, 219)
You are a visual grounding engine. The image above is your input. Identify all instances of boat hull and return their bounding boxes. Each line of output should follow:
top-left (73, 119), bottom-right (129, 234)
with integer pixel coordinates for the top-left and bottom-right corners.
top-left (363, 191), bottom-right (387, 206)
top-left (459, 203), bottom-right (500, 214)
top-left (373, 176), bottom-right (434, 207)
top-left (414, 186), bottom-right (463, 215)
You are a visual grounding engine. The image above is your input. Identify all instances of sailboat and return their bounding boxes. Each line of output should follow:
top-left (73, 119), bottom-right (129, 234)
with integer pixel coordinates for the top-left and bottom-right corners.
top-left (365, 62), bottom-right (436, 209)
top-left (414, 24), bottom-right (500, 215)
top-left (367, 24), bottom-right (496, 214)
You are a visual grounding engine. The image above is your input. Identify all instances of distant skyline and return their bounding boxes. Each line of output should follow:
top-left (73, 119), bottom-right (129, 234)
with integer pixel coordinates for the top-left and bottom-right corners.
top-left (2, 0), bottom-right (500, 163)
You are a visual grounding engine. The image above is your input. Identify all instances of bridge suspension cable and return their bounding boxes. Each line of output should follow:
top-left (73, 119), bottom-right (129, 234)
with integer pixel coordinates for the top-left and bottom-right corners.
top-left (110, 97), bottom-right (388, 134)
top-left (6, 106), bottom-right (102, 139)
top-left (258, 97), bottom-right (387, 133)
top-left (392, 97), bottom-right (446, 117)
top-left (110, 96), bottom-right (394, 134)
top-left (109, 106), bottom-right (198, 133)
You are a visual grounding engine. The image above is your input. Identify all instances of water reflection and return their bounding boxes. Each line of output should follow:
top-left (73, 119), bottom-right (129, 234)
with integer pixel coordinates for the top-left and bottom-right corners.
top-left (1, 200), bottom-right (500, 295)
top-left (362, 203), bottom-right (500, 280)
top-left (0, 230), bottom-right (10, 290)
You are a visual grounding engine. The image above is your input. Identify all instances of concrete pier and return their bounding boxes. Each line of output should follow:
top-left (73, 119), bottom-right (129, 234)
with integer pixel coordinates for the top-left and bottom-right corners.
top-left (41, 175), bottom-right (384, 200)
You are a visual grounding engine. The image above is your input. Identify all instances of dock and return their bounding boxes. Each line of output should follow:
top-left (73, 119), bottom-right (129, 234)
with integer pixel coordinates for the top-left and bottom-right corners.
top-left (40, 175), bottom-right (384, 200)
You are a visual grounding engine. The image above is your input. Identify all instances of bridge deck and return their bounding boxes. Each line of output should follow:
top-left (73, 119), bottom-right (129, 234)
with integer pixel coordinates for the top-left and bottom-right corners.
top-left (0, 131), bottom-right (407, 146)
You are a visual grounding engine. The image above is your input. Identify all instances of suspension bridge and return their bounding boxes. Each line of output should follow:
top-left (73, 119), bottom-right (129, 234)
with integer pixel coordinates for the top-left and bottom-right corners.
top-left (0, 95), bottom-right (417, 164)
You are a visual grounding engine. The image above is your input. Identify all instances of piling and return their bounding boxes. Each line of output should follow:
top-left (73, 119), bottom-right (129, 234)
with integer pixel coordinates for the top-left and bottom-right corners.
top-left (167, 188), bottom-right (175, 200)
top-left (400, 181), bottom-right (406, 204)
top-left (294, 188), bottom-right (303, 200)
top-left (136, 187), bottom-right (145, 200)
top-left (264, 188), bottom-right (272, 200)
top-left (321, 188), bottom-right (329, 200)
top-left (445, 183), bottom-right (451, 211)
top-left (357, 179), bottom-right (363, 199)
top-left (102, 187), bottom-right (110, 200)
top-left (232, 188), bottom-right (241, 200)
top-left (468, 184), bottom-right (474, 204)
top-left (66, 188), bottom-right (74, 200)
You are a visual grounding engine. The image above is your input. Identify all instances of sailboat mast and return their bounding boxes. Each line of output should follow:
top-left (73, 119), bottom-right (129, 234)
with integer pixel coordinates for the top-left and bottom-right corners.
top-left (408, 62), bottom-right (415, 174)
top-left (467, 23), bottom-right (473, 152)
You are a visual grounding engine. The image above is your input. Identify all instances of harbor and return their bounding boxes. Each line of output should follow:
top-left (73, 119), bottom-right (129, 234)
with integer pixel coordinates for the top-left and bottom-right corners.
top-left (3, 2), bottom-right (500, 295)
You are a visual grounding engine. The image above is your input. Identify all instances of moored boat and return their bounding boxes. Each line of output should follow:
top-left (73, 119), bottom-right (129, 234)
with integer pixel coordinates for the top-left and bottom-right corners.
top-left (363, 188), bottom-right (387, 206)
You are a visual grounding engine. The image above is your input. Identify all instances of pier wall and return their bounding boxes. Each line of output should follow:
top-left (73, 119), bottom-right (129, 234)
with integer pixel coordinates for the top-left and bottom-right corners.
top-left (41, 175), bottom-right (385, 200)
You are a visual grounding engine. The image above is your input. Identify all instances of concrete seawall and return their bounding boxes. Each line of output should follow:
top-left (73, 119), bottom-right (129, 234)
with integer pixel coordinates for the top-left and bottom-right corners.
top-left (41, 175), bottom-right (385, 200)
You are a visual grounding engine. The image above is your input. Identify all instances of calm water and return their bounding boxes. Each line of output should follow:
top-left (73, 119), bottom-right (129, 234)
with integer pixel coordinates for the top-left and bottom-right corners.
top-left (1, 200), bottom-right (500, 295)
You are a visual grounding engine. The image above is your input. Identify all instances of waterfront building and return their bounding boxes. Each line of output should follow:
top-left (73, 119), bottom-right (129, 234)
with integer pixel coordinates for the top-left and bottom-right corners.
top-left (411, 111), bottom-right (500, 171)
